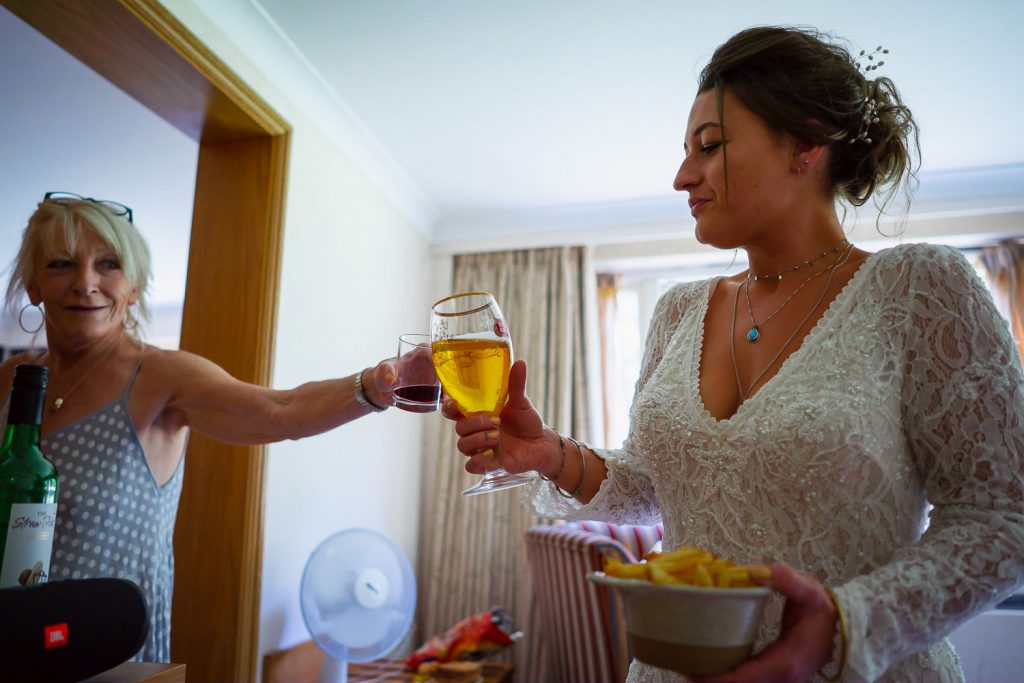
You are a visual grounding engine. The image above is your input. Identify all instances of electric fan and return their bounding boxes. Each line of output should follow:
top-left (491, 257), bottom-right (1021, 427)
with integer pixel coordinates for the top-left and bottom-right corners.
top-left (300, 528), bottom-right (417, 683)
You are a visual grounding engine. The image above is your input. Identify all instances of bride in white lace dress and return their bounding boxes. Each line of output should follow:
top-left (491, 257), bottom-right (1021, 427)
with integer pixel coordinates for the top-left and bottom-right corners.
top-left (444, 26), bottom-right (1024, 683)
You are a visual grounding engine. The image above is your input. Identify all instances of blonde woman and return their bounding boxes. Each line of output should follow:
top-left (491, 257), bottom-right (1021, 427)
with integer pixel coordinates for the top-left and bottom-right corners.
top-left (1, 192), bottom-right (406, 662)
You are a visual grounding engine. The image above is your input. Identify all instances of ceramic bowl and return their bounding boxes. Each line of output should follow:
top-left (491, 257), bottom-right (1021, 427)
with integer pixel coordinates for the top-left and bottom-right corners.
top-left (588, 572), bottom-right (770, 676)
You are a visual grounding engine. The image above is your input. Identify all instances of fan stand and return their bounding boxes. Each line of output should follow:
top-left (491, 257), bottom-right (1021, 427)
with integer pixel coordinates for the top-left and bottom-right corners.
top-left (320, 654), bottom-right (349, 683)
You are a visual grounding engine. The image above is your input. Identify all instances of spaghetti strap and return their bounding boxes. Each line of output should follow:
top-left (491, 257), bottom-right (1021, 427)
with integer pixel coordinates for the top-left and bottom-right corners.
top-left (122, 344), bottom-right (148, 398)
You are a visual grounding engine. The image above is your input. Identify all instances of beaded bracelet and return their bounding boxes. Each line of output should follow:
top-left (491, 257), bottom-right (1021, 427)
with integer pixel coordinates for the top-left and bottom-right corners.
top-left (821, 588), bottom-right (849, 682)
top-left (543, 433), bottom-right (577, 499)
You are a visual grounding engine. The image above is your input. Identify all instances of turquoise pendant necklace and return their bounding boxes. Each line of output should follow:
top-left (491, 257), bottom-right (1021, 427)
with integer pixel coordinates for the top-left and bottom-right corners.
top-left (731, 243), bottom-right (855, 399)
top-left (743, 242), bottom-right (853, 343)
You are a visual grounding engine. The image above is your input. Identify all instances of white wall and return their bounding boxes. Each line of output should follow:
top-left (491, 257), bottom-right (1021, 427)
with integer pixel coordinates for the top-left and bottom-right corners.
top-left (261, 119), bottom-right (436, 653)
top-left (153, 2), bottom-right (438, 671)
top-left (948, 610), bottom-right (1024, 683)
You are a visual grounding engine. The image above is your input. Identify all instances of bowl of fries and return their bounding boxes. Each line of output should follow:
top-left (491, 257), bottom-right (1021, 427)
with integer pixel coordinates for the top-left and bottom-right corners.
top-left (587, 545), bottom-right (770, 676)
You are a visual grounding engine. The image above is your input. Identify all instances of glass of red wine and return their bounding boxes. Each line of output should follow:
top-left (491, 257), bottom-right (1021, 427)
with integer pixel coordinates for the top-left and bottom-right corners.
top-left (394, 334), bottom-right (441, 413)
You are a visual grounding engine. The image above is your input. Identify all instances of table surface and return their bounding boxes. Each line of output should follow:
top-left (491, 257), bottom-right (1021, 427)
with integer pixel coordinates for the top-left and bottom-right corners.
top-left (348, 659), bottom-right (513, 682)
top-left (80, 662), bottom-right (186, 683)
top-left (263, 640), bottom-right (514, 683)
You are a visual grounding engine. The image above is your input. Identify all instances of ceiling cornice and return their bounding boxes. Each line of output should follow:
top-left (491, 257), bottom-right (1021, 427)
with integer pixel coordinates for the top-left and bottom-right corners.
top-left (431, 163), bottom-right (1024, 254)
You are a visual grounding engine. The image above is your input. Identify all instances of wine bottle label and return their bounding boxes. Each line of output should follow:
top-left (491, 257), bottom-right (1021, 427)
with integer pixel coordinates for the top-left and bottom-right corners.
top-left (0, 503), bottom-right (57, 588)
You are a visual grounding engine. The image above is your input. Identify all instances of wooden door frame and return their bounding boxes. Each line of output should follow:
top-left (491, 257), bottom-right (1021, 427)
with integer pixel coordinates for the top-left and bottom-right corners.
top-left (1, 1), bottom-right (289, 680)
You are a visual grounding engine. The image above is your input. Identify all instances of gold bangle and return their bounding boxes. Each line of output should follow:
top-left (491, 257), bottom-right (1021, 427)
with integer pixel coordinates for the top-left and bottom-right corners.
top-left (538, 431), bottom-right (566, 482)
top-left (566, 436), bottom-right (588, 496)
top-left (541, 433), bottom-right (575, 499)
top-left (820, 588), bottom-right (848, 682)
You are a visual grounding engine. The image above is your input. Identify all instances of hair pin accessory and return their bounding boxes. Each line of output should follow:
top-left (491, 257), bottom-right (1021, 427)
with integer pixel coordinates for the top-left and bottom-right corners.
top-left (849, 46), bottom-right (889, 144)
top-left (855, 46), bottom-right (888, 73)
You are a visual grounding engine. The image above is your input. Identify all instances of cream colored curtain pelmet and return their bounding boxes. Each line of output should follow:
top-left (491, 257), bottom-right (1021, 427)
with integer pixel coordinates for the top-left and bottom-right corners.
top-left (415, 246), bottom-right (594, 681)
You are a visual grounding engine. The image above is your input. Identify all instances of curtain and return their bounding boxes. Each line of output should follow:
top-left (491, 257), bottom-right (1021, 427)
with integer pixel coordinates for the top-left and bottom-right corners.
top-left (596, 273), bottom-right (620, 448)
top-left (414, 246), bottom-right (594, 682)
top-left (979, 240), bottom-right (1024, 364)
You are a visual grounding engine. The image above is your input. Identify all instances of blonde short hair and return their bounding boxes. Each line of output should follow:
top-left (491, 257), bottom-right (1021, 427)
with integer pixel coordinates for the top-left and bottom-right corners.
top-left (5, 197), bottom-right (152, 322)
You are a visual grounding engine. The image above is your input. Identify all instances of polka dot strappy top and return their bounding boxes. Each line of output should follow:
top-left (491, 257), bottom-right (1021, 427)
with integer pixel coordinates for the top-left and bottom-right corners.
top-left (43, 354), bottom-right (186, 663)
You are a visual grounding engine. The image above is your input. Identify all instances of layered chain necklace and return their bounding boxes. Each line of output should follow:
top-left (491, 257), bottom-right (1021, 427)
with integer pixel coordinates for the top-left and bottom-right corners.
top-left (747, 239), bottom-right (849, 282)
top-left (730, 241), bottom-right (855, 401)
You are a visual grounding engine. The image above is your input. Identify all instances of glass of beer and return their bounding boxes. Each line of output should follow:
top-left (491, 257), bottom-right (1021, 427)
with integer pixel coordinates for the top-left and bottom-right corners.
top-left (431, 292), bottom-right (533, 496)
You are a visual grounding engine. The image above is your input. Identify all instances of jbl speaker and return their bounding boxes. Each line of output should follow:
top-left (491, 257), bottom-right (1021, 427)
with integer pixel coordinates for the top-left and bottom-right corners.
top-left (0, 577), bottom-right (149, 682)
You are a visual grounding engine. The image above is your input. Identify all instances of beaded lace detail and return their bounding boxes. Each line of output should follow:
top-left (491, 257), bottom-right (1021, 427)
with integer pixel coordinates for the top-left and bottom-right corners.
top-left (524, 243), bottom-right (1024, 682)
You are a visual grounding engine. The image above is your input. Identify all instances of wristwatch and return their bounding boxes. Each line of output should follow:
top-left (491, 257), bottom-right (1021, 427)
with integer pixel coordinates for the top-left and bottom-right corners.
top-left (354, 370), bottom-right (388, 412)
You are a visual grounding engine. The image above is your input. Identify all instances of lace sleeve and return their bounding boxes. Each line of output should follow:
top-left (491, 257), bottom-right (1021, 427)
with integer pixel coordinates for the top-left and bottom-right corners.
top-left (524, 283), bottom-right (697, 522)
top-left (834, 245), bottom-right (1024, 682)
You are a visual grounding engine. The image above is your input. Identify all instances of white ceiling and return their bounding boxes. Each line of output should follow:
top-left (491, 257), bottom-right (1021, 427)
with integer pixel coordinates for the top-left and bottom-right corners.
top-left (247, 0), bottom-right (1024, 242)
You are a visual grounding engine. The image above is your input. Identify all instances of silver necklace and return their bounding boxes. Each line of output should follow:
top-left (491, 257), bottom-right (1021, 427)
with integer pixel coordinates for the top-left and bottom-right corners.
top-left (743, 245), bottom-right (849, 343)
top-left (730, 243), bottom-right (854, 401)
top-left (748, 239), bottom-right (849, 281)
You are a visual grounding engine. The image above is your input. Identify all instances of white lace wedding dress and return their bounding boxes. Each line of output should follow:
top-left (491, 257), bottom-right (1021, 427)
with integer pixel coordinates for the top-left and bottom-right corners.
top-left (526, 244), bottom-right (1024, 682)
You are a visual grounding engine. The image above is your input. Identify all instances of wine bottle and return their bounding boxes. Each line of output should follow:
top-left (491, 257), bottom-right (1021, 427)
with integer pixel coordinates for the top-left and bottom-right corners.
top-left (0, 364), bottom-right (57, 587)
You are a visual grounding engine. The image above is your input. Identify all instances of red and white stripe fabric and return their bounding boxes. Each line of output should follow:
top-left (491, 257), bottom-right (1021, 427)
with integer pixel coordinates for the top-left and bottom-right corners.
top-left (525, 521), bottom-right (664, 683)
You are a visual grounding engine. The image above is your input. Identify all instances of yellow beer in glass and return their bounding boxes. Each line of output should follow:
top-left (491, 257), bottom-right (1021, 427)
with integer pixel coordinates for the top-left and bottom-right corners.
top-left (432, 338), bottom-right (511, 415)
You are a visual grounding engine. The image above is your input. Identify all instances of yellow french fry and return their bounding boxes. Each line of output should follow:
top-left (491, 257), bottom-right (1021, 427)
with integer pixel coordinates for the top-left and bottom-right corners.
top-left (655, 556), bottom-right (702, 574)
top-left (727, 567), bottom-right (752, 585)
top-left (694, 563), bottom-right (714, 587)
top-left (650, 563), bottom-right (680, 585)
top-left (618, 563), bottom-right (650, 580)
top-left (604, 557), bottom-right (626, 574)
top-left (603, 557), bottom-right (650, 580)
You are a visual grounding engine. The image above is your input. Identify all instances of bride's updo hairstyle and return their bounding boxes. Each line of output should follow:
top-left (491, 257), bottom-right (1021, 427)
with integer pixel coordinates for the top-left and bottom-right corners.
top-left (699, 26), bottom-right (920, 214)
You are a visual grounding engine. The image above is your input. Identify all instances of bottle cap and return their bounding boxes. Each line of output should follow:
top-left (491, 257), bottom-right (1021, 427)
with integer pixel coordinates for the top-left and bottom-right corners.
top-left (13, 364), bottom-right (48, 390)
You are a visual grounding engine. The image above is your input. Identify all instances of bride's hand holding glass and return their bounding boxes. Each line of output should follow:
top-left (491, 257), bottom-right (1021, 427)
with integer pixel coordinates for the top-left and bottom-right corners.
top-left (442, 360), bottom-right (561, 479)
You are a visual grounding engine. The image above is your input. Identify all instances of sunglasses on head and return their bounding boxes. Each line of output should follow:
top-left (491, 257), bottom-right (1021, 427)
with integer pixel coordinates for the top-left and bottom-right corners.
top-left (43, 191), bottom-right (134, 224)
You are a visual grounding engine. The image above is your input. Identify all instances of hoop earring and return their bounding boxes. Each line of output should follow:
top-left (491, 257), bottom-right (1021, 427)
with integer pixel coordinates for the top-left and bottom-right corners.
top-left (123, 304), bottom-right (140, 331)
top-left (18, 303), bottom-right (44, 334)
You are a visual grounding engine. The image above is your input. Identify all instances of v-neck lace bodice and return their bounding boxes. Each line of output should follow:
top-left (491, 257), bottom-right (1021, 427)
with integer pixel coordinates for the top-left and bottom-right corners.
top-left (695, 254), bottom-right (873, 423)
top-left (524, 243), bottom-right (1024, 683)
